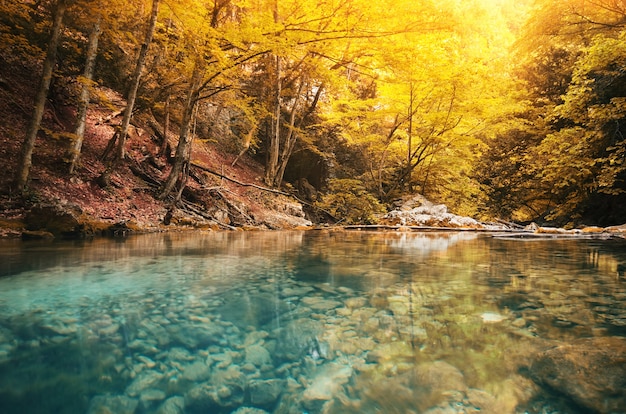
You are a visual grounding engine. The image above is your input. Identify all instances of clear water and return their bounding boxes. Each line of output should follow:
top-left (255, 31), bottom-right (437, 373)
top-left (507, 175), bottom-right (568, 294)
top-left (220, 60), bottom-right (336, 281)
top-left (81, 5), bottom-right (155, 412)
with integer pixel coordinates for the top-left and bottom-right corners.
top-left (0, 230), bottom-right (625, 414)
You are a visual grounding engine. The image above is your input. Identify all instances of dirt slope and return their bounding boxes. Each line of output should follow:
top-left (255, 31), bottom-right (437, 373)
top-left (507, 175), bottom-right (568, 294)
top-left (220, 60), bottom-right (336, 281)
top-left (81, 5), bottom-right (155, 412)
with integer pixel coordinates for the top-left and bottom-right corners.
top-left (0, 55), bottom-right (311, 238)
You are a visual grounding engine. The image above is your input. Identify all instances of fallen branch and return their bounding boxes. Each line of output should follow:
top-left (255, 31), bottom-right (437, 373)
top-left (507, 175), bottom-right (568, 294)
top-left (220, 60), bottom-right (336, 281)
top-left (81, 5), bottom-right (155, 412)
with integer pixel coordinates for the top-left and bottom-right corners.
top-left (191, 162), bottom-right (291, 196)
top-left (208, 187), bottom-right (254, 224)
top-left (190, 162), bottom-right (339, 221)
top-left (180, 200), bottom-right (236, 230)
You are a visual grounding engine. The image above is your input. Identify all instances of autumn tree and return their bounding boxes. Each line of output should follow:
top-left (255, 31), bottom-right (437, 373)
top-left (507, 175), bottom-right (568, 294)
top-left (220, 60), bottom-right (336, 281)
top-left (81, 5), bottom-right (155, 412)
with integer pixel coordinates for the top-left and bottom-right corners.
top-left (320, 0), bottom-right (521, 217)
top-left (478, 0), bottom-right (626, 224)
top-left (97, 0), bottom-right (160, 187)
top-left (66, 8), bottom-right (101, 174)
top-left (158, 0), bottom-right (267, 200)
top-left (14, 0), bottom-right (69, 193)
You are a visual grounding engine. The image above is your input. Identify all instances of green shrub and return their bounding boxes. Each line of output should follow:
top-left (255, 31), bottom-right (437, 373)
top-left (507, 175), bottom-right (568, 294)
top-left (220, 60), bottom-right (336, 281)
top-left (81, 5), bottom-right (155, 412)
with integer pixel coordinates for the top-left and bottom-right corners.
top-left (315, 179), bottom-right (384, 224)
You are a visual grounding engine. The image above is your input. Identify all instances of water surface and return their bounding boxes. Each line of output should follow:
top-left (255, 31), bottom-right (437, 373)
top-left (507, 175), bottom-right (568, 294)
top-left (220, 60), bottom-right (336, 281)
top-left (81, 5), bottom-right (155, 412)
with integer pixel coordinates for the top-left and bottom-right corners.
top-left (0, 230), bottom-right (625, 413)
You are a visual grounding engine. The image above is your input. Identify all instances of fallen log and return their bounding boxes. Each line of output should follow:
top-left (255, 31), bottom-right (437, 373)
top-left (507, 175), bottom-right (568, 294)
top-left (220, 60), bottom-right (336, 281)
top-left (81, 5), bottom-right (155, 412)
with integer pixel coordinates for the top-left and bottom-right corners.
top-left (190, 162), bottom-right (338, 221)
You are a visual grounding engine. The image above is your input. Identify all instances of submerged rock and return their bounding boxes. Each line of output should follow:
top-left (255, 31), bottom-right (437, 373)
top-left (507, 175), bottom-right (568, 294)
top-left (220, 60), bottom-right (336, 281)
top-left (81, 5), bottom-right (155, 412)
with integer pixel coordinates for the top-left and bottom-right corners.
top-left (184, 383), bottom-right (222, 413)
top-left (480, 312), bottom-right (506, 323)
top-left (87, 395), bottom-right (138, 414)
top-left (529, 336), bottom-right (626, 413)
top-left (412, 360), bottom-right (468, 396)
top-left (139, 388), bottom-right (167, 411)
top-left (302, 362), bottom-right (353, 412)
top-left (249, 379), bottom-right (284, 408)
top-left (245, 344), bottom-right (272, 367)
top-left (180, 361), bottom-right (211, 382)
top-left (125, 369), bottom-right (165, 397)
top-left (156, 396), bottom-right (185, 414)
top-left (185, 366), bottom-right (247, 412)
top-left (231, 408), bottom-right (270, 414)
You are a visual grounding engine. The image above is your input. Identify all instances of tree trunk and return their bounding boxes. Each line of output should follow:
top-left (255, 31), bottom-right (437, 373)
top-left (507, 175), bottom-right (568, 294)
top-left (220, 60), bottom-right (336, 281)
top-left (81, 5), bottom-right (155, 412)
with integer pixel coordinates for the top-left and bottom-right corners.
top-left (406, 81), bottom-right (414, 193)
top-left (14, 0), bottom-right (67, 193)
top-left (158, 92), bottom-right (171, 158)
top-left (273, 81), bottom-right (303, 187)
top-left (264, 54), bottom-right (281, 186)
top-left (98, 0), bottom-right (159, 186)
top-left (115, 0), bottom-right (159, 161)
top-left (159, 62), bottom-right (203, 200)
top-left (67, 16), bottom-right (101, 174)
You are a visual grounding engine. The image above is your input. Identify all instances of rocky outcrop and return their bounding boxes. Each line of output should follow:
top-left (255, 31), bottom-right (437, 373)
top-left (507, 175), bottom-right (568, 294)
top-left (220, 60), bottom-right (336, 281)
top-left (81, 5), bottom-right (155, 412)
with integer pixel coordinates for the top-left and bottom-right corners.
top-left (529, 336), bottom-right (626, 413)
top-left (24, 204), bottom-right (87, 238)
top-left (22, 203), bottom-right (138, 238)
top-left (379, 194), bottom-right (506, 229)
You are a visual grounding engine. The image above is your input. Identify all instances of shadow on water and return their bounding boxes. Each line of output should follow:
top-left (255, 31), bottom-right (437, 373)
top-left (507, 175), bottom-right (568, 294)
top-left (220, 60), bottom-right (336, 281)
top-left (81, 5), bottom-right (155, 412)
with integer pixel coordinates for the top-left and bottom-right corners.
top-left (0, 231), bottom-right (624, 413)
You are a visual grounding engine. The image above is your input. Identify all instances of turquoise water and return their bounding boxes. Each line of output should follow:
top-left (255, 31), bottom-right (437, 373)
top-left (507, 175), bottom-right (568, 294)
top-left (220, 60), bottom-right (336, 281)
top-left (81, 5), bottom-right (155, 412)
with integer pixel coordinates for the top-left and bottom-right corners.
top-left (0, 230), bottom-right (625, 413)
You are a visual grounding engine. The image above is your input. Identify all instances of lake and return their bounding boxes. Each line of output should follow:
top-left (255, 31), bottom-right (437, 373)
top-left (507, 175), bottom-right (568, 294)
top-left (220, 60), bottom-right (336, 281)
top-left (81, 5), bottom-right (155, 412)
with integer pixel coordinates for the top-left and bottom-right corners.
top-left (0, 230), bottom-right (625, 414)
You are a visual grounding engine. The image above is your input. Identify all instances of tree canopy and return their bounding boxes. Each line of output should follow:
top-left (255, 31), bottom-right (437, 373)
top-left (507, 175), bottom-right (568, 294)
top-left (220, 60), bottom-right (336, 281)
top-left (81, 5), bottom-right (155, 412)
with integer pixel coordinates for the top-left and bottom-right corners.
top-left (4, 0), bottom-right (626, 225)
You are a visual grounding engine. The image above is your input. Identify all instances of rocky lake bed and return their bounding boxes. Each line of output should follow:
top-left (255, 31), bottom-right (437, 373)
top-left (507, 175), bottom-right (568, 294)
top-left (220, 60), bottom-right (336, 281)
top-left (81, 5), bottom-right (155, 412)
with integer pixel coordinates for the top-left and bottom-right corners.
top-left (0, 231), bottom-right (625, 413)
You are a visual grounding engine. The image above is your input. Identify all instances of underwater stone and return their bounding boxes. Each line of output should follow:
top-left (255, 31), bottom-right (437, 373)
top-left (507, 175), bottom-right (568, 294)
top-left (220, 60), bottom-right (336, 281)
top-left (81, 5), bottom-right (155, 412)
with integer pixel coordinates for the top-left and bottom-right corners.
top-left (344, 297), bottom-right (367, 309)
top-left (40, 321), bottom-right (78, 336)
top-left (366, 341), bottom-right (414, 364)
top-left (180, 361), bottom-right (212, 382)
top-left (275, 319), bottom-right (323, 361)
top-left (413, 360), bottom-right (468, 395)
top-left (480, 312), bottom-right (506, 323)
top-left (249, 378), bottom-right (285, 408)
top-left (139, 388), bottom-right (167, 411)
top-left (167, 347), bottom-right (194, 362)
top-left (512, 318), bottom-right (527, 328)
top-left (156, 396), bottom-right (185, 414)
top-left (186, 367), bottom-right (247, 412)
top-left (530, 336), bottom-right (626, 413)
top-left (387, 296), bottom-right (410, 316)
top-left (138, 355), bottom-right (157, 368)
top-left (245, 344), bottom-right (272, 367)
top-left (207, 351), bottom-right (234, 369)
top-left (282, 286), bottom-right (314, 297)
top-left (168, 323), bottom-right (224, 348)
top-left (301, 362), bottom-right (353, 412)
top-left (301, 296), bottom-right (342, 311)
top-left (231, 408), bottom-right (270, 414)
top-left (244, 330), bottom-right (269, 346)
top-left (141, 321), bottom-right (171, 346)
top-left (98, 322), bottom-right (120, 336)
top-left (184, 384), bottom-right (221, 413)
top-left (125, 369), bottom-right (165, 397)
top-left (128, 339), bottom-right (159, 355)
top-left (87, 395), bottom-right (138, 414)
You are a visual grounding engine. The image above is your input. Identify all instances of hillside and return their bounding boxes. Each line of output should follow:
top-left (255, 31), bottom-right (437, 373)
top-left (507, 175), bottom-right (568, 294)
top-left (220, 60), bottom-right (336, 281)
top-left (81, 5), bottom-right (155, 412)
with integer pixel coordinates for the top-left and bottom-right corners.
top-left (0, 53), bottom-right (313, 238)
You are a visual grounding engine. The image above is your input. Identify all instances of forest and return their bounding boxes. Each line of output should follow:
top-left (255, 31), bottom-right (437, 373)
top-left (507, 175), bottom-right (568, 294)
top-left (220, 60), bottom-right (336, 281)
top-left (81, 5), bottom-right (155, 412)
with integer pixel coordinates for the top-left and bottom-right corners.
top-left (1, 0), bottom-right (626, 230)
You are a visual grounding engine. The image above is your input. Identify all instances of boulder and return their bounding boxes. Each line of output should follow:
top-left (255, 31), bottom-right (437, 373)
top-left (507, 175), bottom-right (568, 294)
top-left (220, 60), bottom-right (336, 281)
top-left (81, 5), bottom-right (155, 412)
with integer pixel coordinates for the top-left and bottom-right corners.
top-left (529, 336), bottom-right (626, 413)
top-left (24, 204), bottom-right (90, 238)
